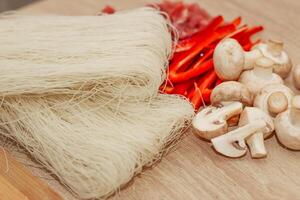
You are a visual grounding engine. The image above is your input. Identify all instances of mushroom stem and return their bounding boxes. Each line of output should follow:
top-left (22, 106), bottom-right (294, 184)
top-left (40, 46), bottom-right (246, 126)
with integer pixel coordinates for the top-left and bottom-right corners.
top-left (267, 39), bottom-right (283, 57)
top-left (246, 132), bottom-right (266, 158)
top-left (290, 96), bottom-right (300, 127)
top-left (244, 49), bottom-right (262, 70)
top-left (253, 58), bottom-right (274, 79)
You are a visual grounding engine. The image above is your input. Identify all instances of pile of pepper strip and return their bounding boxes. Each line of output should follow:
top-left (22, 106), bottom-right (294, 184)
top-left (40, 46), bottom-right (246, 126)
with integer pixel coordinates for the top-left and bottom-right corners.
top-left (161, 16), bottom-right (263, 110)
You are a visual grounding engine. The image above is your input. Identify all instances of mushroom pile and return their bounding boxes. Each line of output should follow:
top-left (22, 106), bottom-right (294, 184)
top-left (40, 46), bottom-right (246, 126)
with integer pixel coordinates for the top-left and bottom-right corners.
top-left (193, 38), bottom-right (300, 158)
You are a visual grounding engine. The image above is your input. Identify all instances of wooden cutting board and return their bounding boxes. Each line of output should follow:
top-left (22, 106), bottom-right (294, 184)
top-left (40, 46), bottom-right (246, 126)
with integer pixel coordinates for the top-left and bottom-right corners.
top-left (0, 149), bottom-right (62, 200)
top-left (0, 0), bottom-right (298, 200)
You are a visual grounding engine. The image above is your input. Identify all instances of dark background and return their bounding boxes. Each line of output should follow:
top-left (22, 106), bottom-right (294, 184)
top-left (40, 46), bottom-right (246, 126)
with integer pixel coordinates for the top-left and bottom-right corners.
top-left (0, 0), bottom-right (38, 12)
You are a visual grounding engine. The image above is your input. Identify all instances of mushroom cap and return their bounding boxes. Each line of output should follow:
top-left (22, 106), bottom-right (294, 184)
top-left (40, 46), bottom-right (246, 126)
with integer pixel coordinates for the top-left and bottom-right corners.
top-left (255, 40), bottom-right (292, 78)
top-left (254, 84), bottom-right (294, 117)
top-left (213, 38), bottom-right (244, 81)
top-left (275, 110), bottom-right (300, 150)
top-left (192, 102), bottom-right (243, 140)
top-left (210, 81), bottom-right (253, 106)
top-left (238, 107), bottom-right (274, 138)
top-left (293, 64), bottom-right (300, 90)
top-left (238, 69), bottom-right (283, 95)
top-left (267, 92), bottom-right (288, 115)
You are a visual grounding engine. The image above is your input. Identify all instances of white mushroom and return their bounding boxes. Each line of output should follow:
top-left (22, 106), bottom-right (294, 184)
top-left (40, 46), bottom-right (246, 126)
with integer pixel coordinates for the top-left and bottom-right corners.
top-left (238, 57), bottom-right (283, 95)
top-left (192, 102), bottom-right (243, 140)
top-left (267, 92), bottom-right (288, 115)
top-left (274, 95), bottom-right (300, 150)
top-left (254, 39), bottom-right (292, 78)
top-left (292, 64), bottom-right (300, 90)
top-left (254, 84), bottom-right (294, 117)
top-left (210, 81), bottom-right (253, 106)
top-left (239, 107), bottom-right (274, 158)
top-left (213, 38), bottom-right (262, 80)
top-left (211, 120), bottom-right (266, 158)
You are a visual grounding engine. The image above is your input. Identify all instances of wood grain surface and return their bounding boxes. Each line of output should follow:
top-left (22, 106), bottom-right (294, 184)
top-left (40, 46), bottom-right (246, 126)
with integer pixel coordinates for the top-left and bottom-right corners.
top-left (0, 149), bottom-right (62, 200)
top-left (12, 0), bottom-right (300, 199)
top-left (0, 148), bottom-right (61, 200)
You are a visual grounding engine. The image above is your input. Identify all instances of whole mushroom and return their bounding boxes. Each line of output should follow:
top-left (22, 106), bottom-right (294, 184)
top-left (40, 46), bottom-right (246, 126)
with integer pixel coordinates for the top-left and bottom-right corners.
top-left (238, 107), bottom-right (274, 158)
top-left (254, 84), bottom-right (294, 117)
top-left (192, 102), bottom-right (243, 140)
top-left (254, 39), bottom-right (292, 78)
top-left (274, 95), bottom-right (300, 150)
top-left (292, 64), bottom-right (300, 90)
top-left (210, 81), bottom-right (253, 106)
top-left (238, 57), bottom-right (283, 95)
top-left (213, 38), bottom-right (262, 80)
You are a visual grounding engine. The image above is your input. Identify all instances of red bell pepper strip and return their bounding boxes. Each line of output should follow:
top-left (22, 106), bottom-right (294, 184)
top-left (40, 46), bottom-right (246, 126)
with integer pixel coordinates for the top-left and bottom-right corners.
top-left (168, 59), bottom-right (213, 83)
top-left (101, 5), bottom-right (116, 14)
top-left (169, 15), bottom-right (223, 72)
top-left (239, 26), bottom-right (263, 45)
top-left (189, 70), bottom-right (217, 110)
top-left (197, 70), bottom-right (217, 91)
top-left (172, 79), bottom-right (195, 95)
top-left (215, 78), bottom-right (223, 86)
top-left (231, 16), bottom-right (242, 27)
top-left (226, 25), bottom-right (248, 39)
top-left (174, 15), bottom-right (224, 53)
top-left (202, 88), bottom-right (212, 103)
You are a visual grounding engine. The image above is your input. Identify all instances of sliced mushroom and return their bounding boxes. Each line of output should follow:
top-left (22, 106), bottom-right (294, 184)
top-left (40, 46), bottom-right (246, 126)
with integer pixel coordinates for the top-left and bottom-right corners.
top-left (274, 95), bottom-right (300, 150)
top-left (254, 84), bottom-right (294, 118)
top-left (211, 120), bottom-right (266, 158)
top-left (292, 64), bottom-right (300, 90)
top-left (210, 81), bottom-right (253, 106)
top-left (238, 57), bottom-right (283, 95)
top-left (213, 38), bottom-right (262, 80)
top-left (254, 39), bottom-right (292, 78)
top-left (192, 102), bottom-right (243, 140)
top-left (239, 107), bottom-right (274, 158)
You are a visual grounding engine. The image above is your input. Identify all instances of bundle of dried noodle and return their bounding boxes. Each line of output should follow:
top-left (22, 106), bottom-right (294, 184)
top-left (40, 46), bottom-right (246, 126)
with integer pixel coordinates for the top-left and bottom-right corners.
top-left (0, 8), bottom-right (194, 199)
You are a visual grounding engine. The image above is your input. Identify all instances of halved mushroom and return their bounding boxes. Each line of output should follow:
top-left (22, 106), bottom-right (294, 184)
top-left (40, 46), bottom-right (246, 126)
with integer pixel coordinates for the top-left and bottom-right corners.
top-left (210, 81), bottom-right (253, 106)
top-left (238, 107), bottom-right (274, 158)
top-left (213, 38), bottom-right (262, 80)
top-left (211, 120), bottom-right (266, 158)
top-left (274, 95), bottom-right (300, 150)
top-left (254, 39), bottom-right (292, 78)
top-left (292, 64), bottom-right (300, 90)
top-left (238, 57), bottom-right (283, 95)
top-left (192, 102), bottom-right (243, 140)
top-left (254, 84), bottom-right (294, 118)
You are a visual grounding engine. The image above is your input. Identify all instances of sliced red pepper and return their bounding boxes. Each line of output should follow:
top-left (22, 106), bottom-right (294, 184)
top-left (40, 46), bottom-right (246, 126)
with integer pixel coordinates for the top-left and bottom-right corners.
top-left (239, 26), bottom-right (263, 45)
top-left (172, 79), bottom-right (195, 95)
top-left (101, 5), bottom-right (116, 14)
top-left (189, 70), bottom-right (217, 110)
top-left (169, 59), bottom-right (213, 83)
top-left (215, 78), bottom-right (223, 86)
top-left (202, 88), bottom-right (212, 103)
top-left (227, 25), bottom-right (248, 39)
top-left (197, 70), bottom-right (217, 91)
top-left (169, 15), bottom-right (224, 72)
top-left (190, 83), bottom-right (204, 110)
top-left (231, 16), bottom-right (242, 27)
top-left (160, 84), bottom-right (174, 94)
